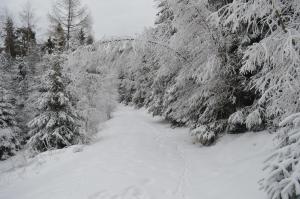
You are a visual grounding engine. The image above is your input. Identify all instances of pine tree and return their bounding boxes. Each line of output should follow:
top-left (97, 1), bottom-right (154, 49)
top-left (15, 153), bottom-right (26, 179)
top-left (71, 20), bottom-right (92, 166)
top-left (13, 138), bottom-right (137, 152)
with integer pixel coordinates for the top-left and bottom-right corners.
top-left (52, 23), bottom-right (66, 52)
top-left (15, 27), bottom-right (36, 56)
top-left (263, 112), bottom-right (300, 199)
top-left (19, 1), bottom-right (37, 55)
top-left (44, 37), bottom-right (55, 54)
top-left (27, 55), bottom-right (81, 152)
top-left (0, 54), bottom-right (19, 160)
top-left (212, 0), bottom-right (300, 128)
top-left (2, 16), bottom-right (17, 58)
top-left (78, 28), bottom-right (86, 46)
top-left (0, 88), bottom-right (19, 160)
top-left (86, 34), bottom-right (94, 45)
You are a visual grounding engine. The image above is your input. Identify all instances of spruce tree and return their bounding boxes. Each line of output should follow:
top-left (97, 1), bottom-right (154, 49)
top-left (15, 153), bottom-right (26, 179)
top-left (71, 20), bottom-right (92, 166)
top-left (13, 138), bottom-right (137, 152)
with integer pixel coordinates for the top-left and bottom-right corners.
top-left (0, 55), bottom-right (19, 160)
top-left (86, 35), bottom-right (94, 45)
top-left (2, 16), bottom-right (17, 58)
top-left (44, 37), bottom-right (55, 54)
top-left (27, 55), bottom-right (81, 152)
top-left (52, 23), bottom-right (66, 52)
top-left (78, 28), bottom-right (86, 46)
top-left (0, 88), bottom-right (19, 160)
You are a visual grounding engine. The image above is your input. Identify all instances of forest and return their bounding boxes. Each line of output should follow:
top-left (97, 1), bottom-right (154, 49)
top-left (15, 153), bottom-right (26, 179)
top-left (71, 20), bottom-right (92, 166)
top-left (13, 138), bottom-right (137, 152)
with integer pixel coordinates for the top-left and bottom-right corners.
top-left (1, 0), bottom-right (300, 199)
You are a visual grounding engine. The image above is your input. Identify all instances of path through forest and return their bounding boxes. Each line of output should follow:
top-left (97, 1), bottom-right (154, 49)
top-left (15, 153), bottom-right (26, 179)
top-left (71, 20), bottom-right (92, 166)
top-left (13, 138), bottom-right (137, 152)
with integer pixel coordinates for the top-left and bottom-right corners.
top-left (0, 105), bottom-right (273, 199)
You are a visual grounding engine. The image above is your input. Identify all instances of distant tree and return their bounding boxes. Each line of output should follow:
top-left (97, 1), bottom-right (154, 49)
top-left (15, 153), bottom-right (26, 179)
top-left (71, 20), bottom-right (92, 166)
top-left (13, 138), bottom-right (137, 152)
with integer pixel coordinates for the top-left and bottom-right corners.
top-left (15, 27), bottom-right (36, 56)
top-left (77, 28), bottom-right (86, 46)
top-left (86, 34), bottom-right (94, 45)
top-left (19, 1), bottom-right (37, 55)
top-left (44, 37), bottom-right (55, 54)
top-left (2, 16), bottom-right (17, 58)
top-left (49, 0), bottom-right (89, 49)
top-left (52, 23), bottom-right (66, 52)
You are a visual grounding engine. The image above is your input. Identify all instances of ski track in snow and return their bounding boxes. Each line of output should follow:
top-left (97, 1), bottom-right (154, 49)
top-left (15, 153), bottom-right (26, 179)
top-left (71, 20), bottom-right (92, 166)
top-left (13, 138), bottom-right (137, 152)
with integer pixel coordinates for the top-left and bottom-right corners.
top-left (0, 105), bottom-right (275, 199)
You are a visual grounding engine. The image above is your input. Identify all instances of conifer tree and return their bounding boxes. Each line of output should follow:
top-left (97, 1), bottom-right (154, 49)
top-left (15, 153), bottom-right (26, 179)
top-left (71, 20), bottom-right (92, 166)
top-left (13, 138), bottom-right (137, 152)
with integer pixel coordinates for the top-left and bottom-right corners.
top-left (78, 28), bottom-right (86, 46)
top-left (52, 23), bottom-right (66, 52)
top-left (0, 54), bottom-right (19, 160)
top-left (2, 16), bottom-right (17, 58)
top-left (44, 37), bottom-right (55, 54)
top-left (0, 88), bottom-right (19, 160)
top-left (27, 55), bottom-right (81, 152)
top-left (18, 1), bottom-right (37, 56)
top-left (86, 34), bottom-right (94, 45)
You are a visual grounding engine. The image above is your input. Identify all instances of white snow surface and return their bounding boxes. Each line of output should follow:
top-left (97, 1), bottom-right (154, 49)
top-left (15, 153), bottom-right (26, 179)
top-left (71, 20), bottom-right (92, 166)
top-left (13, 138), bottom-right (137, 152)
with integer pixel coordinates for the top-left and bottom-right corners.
top-left (0, 105), bottom-right (275, 199)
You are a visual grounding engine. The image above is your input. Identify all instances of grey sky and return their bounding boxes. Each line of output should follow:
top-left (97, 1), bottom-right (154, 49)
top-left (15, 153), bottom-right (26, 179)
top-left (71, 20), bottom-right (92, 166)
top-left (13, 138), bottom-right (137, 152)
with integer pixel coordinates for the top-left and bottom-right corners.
top-left (1, 0), bottom-right (157, 40)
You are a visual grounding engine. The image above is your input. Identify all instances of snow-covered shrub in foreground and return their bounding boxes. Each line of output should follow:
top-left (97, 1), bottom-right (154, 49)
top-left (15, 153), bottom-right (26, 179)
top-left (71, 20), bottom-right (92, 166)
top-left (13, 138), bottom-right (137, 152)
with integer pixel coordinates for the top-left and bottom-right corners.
top-left (246, 109), bottom-right (263, 132)
top-left (227, 111), bottom-right (246, 133)
top-left (190, 125), bottom-right (216, 146)
top-left (263, 113), bottom-right (300, 199)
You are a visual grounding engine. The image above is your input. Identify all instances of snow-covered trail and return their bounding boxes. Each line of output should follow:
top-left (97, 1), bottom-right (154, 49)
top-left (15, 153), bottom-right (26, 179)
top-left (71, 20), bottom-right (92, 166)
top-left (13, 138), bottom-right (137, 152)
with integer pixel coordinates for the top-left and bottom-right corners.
top-left (0, 105), bottom-right (273, 199)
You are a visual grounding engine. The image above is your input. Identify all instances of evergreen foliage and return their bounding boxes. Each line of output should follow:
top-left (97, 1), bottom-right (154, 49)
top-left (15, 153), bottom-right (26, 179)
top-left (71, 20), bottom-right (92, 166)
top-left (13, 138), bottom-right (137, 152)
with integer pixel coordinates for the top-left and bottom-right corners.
top-left (27, 55), bottom-right (81, 152)
top-left (2, 16), bottom-right (17, 58)
top-left (0, 54), bottom-right (20, 160)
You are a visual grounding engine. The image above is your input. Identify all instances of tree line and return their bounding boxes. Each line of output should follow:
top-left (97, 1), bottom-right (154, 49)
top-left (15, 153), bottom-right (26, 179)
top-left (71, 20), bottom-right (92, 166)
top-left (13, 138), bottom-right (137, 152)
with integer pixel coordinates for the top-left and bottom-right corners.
top-left (116, 1), bottom-right (300, 198)
top-left (0, 0), bottom-right (96, 160)
top-left (1, 0), bottom-right (300, 198)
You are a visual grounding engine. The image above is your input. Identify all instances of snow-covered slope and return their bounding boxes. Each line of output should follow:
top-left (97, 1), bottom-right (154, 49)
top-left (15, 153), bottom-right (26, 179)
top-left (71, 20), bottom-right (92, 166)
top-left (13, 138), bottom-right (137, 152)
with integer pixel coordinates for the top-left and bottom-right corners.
top-left (0, 105), bottom-right (274, 199)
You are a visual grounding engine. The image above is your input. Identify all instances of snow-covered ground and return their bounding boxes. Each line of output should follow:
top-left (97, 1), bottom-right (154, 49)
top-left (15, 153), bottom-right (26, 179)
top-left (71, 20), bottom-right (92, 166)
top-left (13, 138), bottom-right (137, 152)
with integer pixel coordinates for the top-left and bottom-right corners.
top-left (0, 105), bottom-right (275, 199)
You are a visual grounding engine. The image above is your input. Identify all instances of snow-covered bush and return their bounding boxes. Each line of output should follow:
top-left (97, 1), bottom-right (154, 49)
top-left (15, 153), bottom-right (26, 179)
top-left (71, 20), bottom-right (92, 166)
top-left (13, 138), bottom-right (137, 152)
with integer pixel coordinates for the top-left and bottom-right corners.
top-left (27, 55), bottom-right (81, 152)
top-left (246, 109), bottom-right (263, 132)
top-left (227, 110), bottom-right (247, 133)
top-left (263, 112), bottom-right (300, 199)
top-left (190, 125), bottom-right (216, 146)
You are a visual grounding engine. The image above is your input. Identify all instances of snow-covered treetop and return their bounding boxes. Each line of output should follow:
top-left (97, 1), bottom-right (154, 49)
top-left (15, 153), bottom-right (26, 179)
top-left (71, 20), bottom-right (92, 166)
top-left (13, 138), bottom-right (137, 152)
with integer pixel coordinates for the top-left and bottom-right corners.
top-left (212, 0), bottom-right (300, 35)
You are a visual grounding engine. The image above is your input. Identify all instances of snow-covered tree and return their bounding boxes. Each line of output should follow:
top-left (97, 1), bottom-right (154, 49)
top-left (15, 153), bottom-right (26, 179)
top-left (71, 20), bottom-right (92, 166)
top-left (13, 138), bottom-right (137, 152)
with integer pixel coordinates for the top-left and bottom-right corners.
top-left (52, 23), bottom-right (66, 52)
top-left (0, 88), bottom-right (19, 160)
top-left (212, 0), bottom-right (300, 126)
top-left (2, 15), bottom-right (17, 58)
top-left (263, 112), bottom-right (300, 199)
top-left (0, 54), bottom-right (19, 160)
top-left (65, 42), bottom-right (120, 138)
top-left (18, 1), bottom-right (37, 56)
top-left (77, 28), bottom-right (86, 46)
top-left (153, 0), bottom-right (176, 43)
top-left (27, 55), bottom-right (81, 152)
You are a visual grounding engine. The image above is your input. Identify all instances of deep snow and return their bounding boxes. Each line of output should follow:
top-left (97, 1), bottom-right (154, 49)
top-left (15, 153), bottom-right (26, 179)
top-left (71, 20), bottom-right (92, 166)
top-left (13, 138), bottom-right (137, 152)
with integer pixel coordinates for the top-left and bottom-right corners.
top-left (0, 105), bottom-right (274, 199)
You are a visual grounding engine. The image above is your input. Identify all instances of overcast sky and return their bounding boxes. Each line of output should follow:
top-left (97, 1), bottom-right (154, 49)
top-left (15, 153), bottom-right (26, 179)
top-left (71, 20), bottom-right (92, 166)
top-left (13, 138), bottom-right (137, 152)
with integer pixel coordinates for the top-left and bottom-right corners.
top-left (1, 0), bottom-right (157, 41)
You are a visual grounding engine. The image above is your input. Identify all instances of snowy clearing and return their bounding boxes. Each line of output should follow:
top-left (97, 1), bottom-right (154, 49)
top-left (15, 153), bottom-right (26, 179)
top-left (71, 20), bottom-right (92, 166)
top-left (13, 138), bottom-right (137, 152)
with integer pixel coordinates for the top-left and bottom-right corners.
top-left (0, 105), bottom-right (274, 199)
